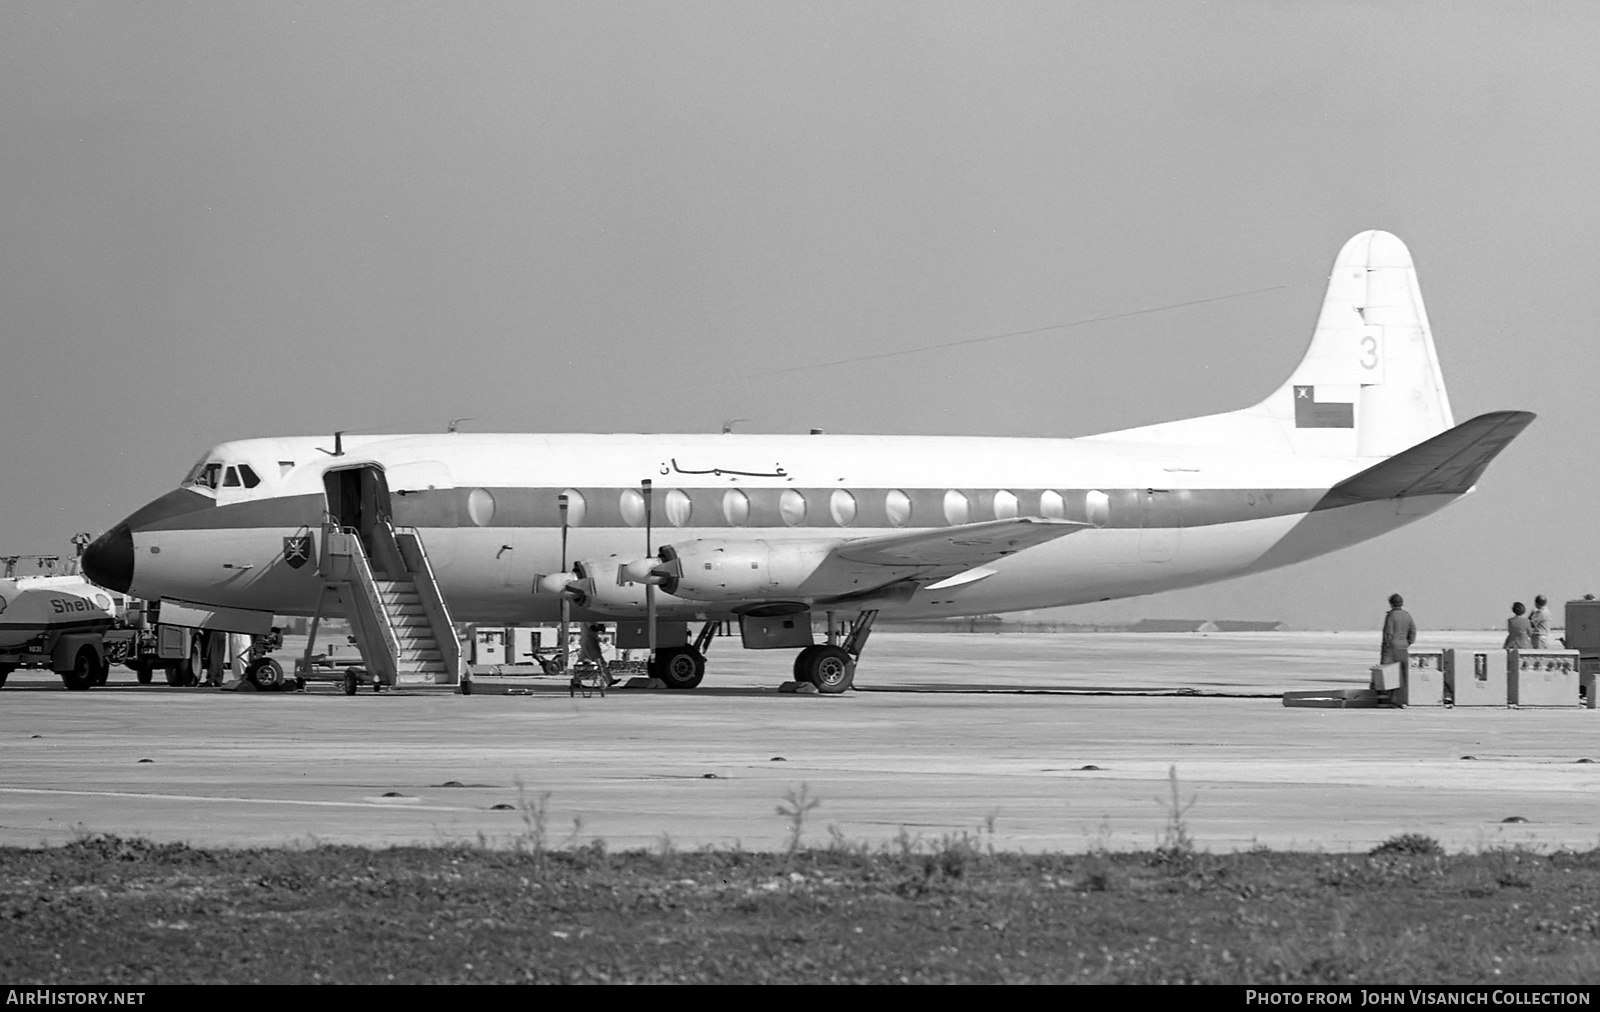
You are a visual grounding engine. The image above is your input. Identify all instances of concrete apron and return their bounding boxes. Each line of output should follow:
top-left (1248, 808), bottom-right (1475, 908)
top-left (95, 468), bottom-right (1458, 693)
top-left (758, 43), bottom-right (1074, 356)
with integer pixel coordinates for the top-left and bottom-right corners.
top-left (2, 633), bottom-right (1594, 853)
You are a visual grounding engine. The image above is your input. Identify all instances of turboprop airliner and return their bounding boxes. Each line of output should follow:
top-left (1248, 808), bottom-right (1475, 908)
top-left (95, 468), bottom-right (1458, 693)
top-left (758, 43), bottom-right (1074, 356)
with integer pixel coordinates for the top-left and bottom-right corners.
top-left (82, 231), bottom-right (1532, 693)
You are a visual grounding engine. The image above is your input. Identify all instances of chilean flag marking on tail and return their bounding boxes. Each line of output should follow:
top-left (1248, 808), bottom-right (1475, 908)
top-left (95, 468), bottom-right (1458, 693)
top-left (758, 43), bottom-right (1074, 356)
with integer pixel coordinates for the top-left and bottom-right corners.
top-left (1293, 385), bottom-right (1354, 428)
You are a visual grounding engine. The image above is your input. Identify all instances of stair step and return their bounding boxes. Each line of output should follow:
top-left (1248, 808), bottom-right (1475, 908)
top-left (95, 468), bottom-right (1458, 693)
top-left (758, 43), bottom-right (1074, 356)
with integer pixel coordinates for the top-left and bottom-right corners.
top-left (340, 558), bottom-right (457, 679)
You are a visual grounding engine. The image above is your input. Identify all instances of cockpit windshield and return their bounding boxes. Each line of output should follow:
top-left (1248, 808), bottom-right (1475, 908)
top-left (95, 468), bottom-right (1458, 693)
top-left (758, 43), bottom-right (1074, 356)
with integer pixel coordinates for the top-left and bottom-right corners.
top-left (183, 459), bottom-right (261, 491)
top-left (185, 461), bottom-right (224, 490)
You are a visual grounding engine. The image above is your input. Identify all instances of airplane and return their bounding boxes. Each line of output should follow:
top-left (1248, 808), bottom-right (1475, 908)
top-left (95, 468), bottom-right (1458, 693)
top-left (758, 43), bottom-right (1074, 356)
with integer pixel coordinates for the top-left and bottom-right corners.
top-left (81, 230), bottom-right (1534, 693)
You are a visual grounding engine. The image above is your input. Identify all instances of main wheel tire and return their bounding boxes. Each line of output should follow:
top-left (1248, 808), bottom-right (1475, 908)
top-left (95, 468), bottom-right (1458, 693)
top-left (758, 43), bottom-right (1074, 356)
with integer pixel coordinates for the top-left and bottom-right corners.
top-left (61, 648), bottom-right (102, 691)
top-left (343, 672), bottom-right (358, 695)
top-left (133, 663), bottom-right (153, 685)
top-left (797, 644), bottom-right (855, 694)
top-left (164, 664), bottom-right (185, 687)
top-left (650, 646), bottom-right (705, 690)
top-left (793, 645), bottom-right (820, 681)
top-left (248, 658), bottom-right (284, 690)
top-left (0, 665), bottom-right (12, 688)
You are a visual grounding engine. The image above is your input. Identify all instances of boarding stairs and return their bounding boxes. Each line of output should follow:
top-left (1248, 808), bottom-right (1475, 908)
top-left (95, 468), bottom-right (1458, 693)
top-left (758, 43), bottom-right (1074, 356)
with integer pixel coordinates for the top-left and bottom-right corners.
top-left (311, 521), bottom-right (463, 689)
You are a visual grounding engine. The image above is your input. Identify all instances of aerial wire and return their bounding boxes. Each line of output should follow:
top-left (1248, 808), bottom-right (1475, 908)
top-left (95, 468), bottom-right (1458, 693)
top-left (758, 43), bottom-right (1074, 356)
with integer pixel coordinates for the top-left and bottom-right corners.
top-left (751, 282), bottom-right (1296, 378)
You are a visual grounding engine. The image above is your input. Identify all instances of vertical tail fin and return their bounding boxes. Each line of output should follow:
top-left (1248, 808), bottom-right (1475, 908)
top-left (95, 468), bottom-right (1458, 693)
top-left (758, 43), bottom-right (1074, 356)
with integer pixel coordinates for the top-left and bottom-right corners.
top-left (1090, 231), bottom-right (1456, 459)
top-left (1267, 230), bottom-right (1454, 458)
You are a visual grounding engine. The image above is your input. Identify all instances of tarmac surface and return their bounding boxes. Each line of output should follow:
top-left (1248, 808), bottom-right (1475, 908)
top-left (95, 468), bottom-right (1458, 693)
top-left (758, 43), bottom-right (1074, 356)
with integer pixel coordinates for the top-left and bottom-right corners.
top-left (2, 631), bottom-right (1595, 854)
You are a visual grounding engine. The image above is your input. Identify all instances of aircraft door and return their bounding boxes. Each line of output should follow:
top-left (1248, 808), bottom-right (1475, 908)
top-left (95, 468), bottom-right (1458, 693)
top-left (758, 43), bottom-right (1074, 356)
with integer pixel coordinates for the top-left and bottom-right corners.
top-left (322, 466), bottom-right (397, 569)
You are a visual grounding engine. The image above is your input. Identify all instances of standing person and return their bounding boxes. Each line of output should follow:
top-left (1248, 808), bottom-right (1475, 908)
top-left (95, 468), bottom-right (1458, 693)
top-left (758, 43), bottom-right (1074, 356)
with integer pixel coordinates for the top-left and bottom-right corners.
top-left (1504, 602), bottom-right (1533, 650)
top-left (1529, 595), bottom-right (1553, 649)
top-left (1381, 593), bottom-right (1416, 665)
top-left (580, 623), bottom-right (612, 685)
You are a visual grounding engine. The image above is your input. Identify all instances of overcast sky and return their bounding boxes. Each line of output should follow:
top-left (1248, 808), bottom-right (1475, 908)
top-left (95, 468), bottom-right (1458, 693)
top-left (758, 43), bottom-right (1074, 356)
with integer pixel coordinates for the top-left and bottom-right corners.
top-left (2, 2), bottom-right (1595, 630)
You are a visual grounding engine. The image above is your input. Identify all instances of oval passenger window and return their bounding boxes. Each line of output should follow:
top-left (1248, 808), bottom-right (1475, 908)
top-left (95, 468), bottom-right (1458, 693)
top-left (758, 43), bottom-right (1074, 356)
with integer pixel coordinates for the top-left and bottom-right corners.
top-left (723, 489), bottom-right (750, 526)
top-left (943, 490), bottom-right (969, 526)
top-left (830, 489), bottom-right (857, 527)
top-left (993, 489), bottom-right (1018, 520)
top-left (559, 489), bottom-right (587, 527)
top-left (619, 489), bottom-right (645, 527)
top-left (664, 489), bottom-right (693, 527)
top-left (885, 490), bottom-right (912, 527)
top-left (779, 489), bottom-right (807, 526)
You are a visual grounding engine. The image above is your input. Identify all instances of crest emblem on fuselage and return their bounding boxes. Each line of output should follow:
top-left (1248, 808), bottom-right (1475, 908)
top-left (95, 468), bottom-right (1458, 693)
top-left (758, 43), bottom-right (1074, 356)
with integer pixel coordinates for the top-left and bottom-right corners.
top-left (283, 535), bottom-right (313, 570)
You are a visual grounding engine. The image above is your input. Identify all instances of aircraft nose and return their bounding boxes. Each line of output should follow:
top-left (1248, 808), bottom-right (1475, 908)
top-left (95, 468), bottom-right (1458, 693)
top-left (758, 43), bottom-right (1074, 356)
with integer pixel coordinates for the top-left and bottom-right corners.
top-left (81, 487), bottom-right (214, 595)
top-left (82, 524), bottom-right (134, 593)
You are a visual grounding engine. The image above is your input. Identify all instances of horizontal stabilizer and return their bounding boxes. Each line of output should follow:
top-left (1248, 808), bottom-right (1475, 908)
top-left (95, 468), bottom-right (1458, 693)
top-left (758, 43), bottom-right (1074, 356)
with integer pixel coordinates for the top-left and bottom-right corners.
top-left (1317, 411), bottom-right (1535, 510)
top-left (834, 517), bottom-right (1087, 568)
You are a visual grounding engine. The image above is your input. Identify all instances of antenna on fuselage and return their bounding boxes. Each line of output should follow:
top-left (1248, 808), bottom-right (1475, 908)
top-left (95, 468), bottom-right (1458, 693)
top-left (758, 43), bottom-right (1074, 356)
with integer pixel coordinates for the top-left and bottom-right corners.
top-left (721, 419), bottom-right (747, 434)
top-left (447, 417), bottom-right (475, 433)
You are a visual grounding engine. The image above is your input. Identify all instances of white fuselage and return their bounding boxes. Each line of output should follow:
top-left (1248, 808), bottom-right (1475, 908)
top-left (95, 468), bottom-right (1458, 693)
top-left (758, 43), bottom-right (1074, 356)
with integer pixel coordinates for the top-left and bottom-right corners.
top-left (106, 430), bottom-right (1447, 624)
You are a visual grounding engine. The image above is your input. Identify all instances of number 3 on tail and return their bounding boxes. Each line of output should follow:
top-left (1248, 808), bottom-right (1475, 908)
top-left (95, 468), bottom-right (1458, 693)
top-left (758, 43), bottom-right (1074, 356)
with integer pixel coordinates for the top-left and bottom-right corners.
top-left (1360, 333), bottom-right (1379, 370)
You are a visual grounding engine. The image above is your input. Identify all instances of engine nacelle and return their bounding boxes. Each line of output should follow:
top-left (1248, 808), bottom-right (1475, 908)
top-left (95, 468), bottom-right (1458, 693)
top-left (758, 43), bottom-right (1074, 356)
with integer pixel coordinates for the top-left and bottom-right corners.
top-left (656, 539), bottom-right (836, 602)
top-left (554, 558), bottom-right (698, 616)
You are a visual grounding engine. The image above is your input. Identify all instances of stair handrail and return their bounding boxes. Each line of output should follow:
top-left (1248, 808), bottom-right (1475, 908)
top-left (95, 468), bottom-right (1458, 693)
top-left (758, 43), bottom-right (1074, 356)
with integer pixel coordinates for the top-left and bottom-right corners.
top-left (390, 523), bottom-right (463, 682)
top-left (321, 520), bottom-right (402, 680)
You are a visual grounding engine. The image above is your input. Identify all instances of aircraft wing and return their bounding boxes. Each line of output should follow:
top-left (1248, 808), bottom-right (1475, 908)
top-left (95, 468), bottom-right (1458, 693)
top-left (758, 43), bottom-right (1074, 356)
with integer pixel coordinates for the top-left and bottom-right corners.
top-left (799, 517), bottom-right (1089, 603)
top-left (832, 517), bottom-right (1088, 567)
top-left (1318, 410), bottom-right (1536, 510)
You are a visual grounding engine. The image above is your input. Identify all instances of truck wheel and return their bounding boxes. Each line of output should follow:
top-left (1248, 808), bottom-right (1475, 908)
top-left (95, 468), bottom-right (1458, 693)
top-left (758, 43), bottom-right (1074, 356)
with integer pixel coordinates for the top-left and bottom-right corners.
top-left (174, 635), bottom-right (202, 687)
top-left (248, 658), bottom-right (284, 690)
top-left (133, 664), bottom-right (153, 685)
top-left (61, 648), bottom-right (102, 691)
top-left (0, 665), bottom-right (12, 688)
top-left (343, 672), bottom-right (358, 696)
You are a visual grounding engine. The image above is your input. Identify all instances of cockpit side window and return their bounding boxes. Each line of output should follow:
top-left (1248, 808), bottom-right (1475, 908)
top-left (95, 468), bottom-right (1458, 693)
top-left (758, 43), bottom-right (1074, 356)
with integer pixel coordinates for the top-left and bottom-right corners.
top-left (238, 464), bottom-right (261, 488)
top-left (223, 466), bottom-right (242, 487)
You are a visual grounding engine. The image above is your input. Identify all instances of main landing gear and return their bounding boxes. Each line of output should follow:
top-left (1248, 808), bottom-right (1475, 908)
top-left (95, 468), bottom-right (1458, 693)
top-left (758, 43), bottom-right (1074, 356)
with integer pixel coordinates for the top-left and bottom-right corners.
top-left (793, 645), bottom-right (853, 693)
top-left (648, 621), bottom-right (718, 690)
top-left (792, 609), bottom-right (877, 695)
top-left (620, 611), bottom-right (876, 695)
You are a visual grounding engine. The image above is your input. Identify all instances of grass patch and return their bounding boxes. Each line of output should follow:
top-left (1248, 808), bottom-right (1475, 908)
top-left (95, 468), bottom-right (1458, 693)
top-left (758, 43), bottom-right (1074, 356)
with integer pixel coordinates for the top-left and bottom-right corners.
top-left (3, 835), bottom-right (1600, 983)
